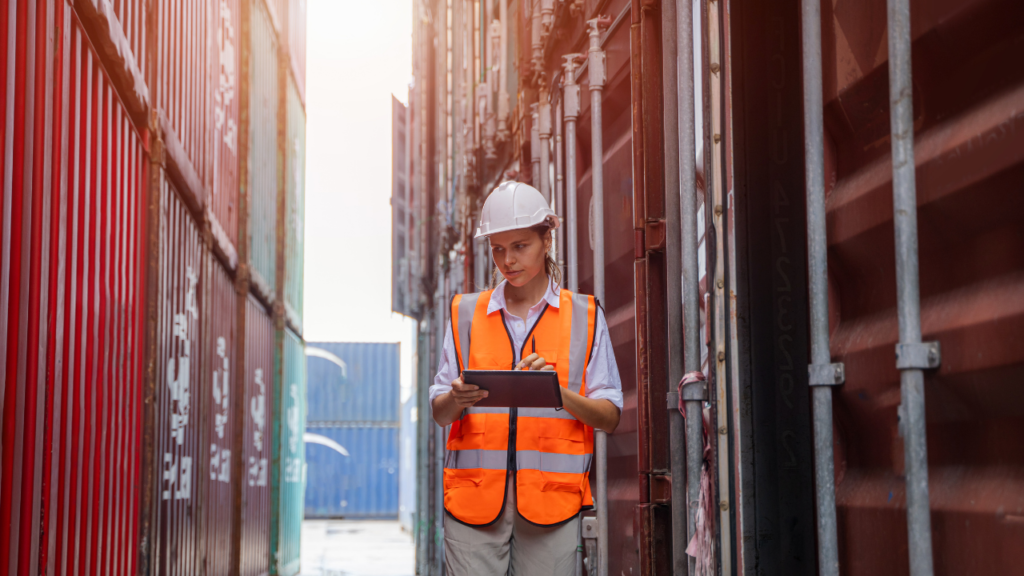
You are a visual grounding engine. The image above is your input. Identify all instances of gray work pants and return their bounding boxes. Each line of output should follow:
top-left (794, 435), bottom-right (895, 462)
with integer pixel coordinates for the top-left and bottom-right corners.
top-left (443, 477), bottom-right (580, 576)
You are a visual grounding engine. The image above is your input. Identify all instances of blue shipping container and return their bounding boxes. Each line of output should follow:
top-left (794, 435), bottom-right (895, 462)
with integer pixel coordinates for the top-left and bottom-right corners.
top-left (304, 426), bottom-right (399, 518)
top-left (305, 342), bottom-right (401, 423)
top-left (398, 395), bottom-right (417, 532)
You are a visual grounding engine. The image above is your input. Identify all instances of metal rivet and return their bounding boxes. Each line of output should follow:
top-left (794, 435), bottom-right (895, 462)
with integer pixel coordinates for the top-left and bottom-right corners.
top-left (718, 426), bottom-right (727, 435)
top-left (717, 350), bottom-right (725, 362)
top-left (714, 133), bottom-right (721, 144)
top-left (714, 204), bottom-right (723, 217)
top-left (710, 62), bottom-right (720, 74)
top-left (716, 278), bottom-right (724, 289)
top-left (720, 500), bottom-right (729, 511)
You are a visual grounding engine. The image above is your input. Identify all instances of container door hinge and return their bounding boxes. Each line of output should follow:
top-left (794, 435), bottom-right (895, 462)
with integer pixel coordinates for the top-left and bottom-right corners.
top-left (808, 362), bottom-right (845, 386)
top-left (895, 342), bottom-right (941, 370)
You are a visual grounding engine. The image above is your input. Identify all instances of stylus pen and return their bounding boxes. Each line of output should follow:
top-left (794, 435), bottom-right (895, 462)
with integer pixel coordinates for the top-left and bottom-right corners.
top-left (532, 335), bottom-right (536, 355)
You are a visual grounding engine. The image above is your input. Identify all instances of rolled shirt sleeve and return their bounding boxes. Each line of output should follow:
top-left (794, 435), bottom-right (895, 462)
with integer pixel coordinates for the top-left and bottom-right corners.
top-left (582, 307), bottom-right (624, 410)
top-left (429, 320), bottom-right (460, 411)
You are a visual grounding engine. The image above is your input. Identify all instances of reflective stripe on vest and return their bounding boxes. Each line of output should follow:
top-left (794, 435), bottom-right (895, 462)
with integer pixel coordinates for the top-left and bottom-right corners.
top-left (443, 288), bottom-right (598, 527)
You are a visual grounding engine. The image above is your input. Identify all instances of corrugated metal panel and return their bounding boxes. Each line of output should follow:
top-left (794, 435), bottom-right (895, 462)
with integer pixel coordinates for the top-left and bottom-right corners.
top-left (153, 175), bottom-right (204, 576)
top-left (305, 342), bottom-right (400, 423)
top-left (210, 0), bottom-right (242, 252)
top-left (820, 1), bottom-right (1024, 572)
top-left (284, 75), bottom-right (304, 331)
top-left (240, 296), bottom-right (273, 576)
top-left (286, 0), bottom-right (306, 99)
top-left (398, 396), bottom-right (417, 531)
top-left (109, 0), bottom-right (148, 80)
top-left (304, 426), bottom-right (400, 519)
top-left (0, 6), bottom-right (145, 574)
top-left (155, 0), bottom-right (211, 194)
top-left (248, 1), bottom-right (278, 299)
top-left (201, 257), bottom-right (239, 576)
top-left (271, 328), bottom-right (305, 576)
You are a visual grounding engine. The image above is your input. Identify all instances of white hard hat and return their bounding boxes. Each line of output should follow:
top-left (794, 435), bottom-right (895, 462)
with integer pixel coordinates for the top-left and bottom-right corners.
top-left (475, 181), bottom-right (560, 239)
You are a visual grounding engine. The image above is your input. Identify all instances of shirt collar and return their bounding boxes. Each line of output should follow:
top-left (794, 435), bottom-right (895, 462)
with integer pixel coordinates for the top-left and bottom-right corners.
top-left (486, 276), bottom-right (561, 316)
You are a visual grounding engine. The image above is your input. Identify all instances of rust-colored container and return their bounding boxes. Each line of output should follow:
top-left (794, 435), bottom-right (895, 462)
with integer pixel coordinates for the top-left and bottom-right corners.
top-left (152, 175), bottom-right (205, 576)
top-left (240, 295), bottom-right (274, 576)
top-left (819, 0), bottom-right (1024, 572)
top-left (201, 256), bottom-right (240, 576)
top-left (0, 4), bottom-right (146, 574)
top-left (155, 0), bottom-right (211, 202)
top-left (210, 0), bottom-right (243, 257)
top-left (248, 0), bottom-right (279, 300)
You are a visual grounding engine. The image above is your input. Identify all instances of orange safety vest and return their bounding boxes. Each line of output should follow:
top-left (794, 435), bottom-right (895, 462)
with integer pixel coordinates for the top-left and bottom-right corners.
top-left (444, 288), bottom-right (598, 527)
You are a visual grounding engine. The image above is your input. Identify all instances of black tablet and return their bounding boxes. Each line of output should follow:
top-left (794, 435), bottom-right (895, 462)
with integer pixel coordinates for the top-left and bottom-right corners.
top-left (462, 370), bottom-right (564, 408)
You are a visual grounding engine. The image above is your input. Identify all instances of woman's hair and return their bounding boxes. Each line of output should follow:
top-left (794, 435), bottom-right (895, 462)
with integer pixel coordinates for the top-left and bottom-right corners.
top-left (489, 222), bottom-right (562, 288)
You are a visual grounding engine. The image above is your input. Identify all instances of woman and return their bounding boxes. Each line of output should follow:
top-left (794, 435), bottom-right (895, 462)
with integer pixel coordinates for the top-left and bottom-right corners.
top-left (430, 181), bottom-right (623, 576)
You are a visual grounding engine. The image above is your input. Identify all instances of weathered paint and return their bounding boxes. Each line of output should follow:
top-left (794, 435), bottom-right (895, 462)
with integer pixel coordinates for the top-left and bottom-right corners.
top-left (271, 327), bottom-right (306, 576)
top-left (201, 255), bottom-right (239, 576)
top-left (284, 75), bottom-right (304, 333)
top-left (240, 296), bottom-right (274, 576)
top-left (305, 425), bottom-right (400, 519)
top-left (248, 0), bottom-right (279, 301)
top-left (305, 342), bottom-right (400, 423)
top-left (210, 0), bottom-right (242, 257)
top-left (155, 0), bottom-right (211, 202)
top-left (0, 5), bottom-right (145, 574)
top-left (152, 175), bottom-right (204, 576)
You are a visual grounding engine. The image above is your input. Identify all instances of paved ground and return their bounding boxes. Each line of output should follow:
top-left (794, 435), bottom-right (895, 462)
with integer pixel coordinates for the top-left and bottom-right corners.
top-left (298, 520), bottom-right (416, 576)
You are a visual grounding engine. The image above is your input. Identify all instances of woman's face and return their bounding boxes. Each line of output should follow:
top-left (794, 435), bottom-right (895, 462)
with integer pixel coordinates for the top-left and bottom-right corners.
top-left (488, 228), bottom-right (550, 287)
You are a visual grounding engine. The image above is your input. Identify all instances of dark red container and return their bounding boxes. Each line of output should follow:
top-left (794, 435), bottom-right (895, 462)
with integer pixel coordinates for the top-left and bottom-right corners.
top-left (152, 175), bottom-right (205, 576)
top-left (155, 0), bottom-right (211, 200)
top-left (239, 295), bottom-right (274, 576)
top-left (201, 255), bottom-right (240, 575)
top-left (210, 0), bottom-right (242, 257)
top-left (0, 3), bottom-right (146, 574)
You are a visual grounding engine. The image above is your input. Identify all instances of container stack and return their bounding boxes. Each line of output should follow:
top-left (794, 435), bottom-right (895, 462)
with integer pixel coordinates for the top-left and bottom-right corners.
top-left (0, 0), bottom-right (307, 574)
top-left (304, 343), bottom-right (401, 520)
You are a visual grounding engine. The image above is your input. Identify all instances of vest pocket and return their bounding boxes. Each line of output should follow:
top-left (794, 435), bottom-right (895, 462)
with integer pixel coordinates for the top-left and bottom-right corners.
top-left (540, 480), bottom-right (582, 494)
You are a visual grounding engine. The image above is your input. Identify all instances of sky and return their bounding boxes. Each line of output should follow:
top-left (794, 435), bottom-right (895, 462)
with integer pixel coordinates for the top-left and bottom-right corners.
top-left (303, 0), bottom-right (416, 399)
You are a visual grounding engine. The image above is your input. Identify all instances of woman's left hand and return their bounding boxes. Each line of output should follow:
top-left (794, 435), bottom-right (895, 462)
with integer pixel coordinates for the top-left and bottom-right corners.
top-left (515, 353), bottom-right (554, 371)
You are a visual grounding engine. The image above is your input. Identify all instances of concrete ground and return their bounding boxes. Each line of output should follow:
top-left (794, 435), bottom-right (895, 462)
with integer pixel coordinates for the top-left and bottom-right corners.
top-left (298, 520), bottom-right (416, 576)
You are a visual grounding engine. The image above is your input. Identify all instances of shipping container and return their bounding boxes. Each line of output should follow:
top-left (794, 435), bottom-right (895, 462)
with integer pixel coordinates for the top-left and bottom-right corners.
top-left (398, 394), bottom-right (418, 532)
top-left (210, 0), bottom-right (243, 259)
top-left (283, 75), bottom-right (305, 333)
top-left (271, 327), bottom-right (306, 576)
top-left (248, 0), bottom-right (279, 301)
top-left (155, 0), bottom-right (211, 203)
top-left (0, 3), bottom-right (146, 573)
top-left (306, 342), bottom-right (401, 423)
top-left (305, 425), bottom-right (400, 519)
top-left (200, 254), bottom-right (240, 576)
top-left (152, 174), bottom-right (205, 576)
top-left (239, 296), bottom-right (274, 576)
top-left (287, 0), bottom-right (307, 100)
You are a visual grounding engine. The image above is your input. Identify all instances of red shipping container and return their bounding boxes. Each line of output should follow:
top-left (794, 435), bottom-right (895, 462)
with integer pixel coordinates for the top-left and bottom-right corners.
top-left (210, 0), bottom-right (242, 260)
top-left (0, 2), bottom-right (146, 574)
top-left (152, 175), bottom-right (205, 576)
top-left (201, 256), bottom-right (240, 575)
top-left (155, 0), bottom-right (211, 203)
top-left (239, 295), bottom-right (274, 576)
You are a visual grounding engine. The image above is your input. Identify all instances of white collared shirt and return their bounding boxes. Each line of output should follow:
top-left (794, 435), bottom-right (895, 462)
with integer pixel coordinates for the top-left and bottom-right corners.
top-left (429, 278), bottom-right (624, 410)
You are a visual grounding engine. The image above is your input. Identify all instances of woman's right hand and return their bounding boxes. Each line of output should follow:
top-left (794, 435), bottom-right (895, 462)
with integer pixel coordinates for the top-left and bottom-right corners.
top-left (450, 376), bottom-right (489, 408)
